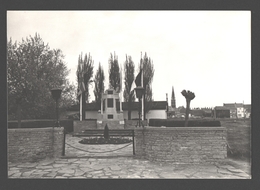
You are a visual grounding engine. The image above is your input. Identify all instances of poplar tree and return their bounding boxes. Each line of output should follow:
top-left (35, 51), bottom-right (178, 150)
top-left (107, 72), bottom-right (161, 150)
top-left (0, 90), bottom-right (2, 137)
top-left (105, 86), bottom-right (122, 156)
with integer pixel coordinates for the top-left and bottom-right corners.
top-left (140, 52), bottom-right (154, 120)
top-left (94, 62), bottom-right (105, 110)
top-left (76, 52), bottom-right (94, 120)
top-left (108, 52), bottom-right (120, 92)
top-left (123, 55), bottom-right (135, 119)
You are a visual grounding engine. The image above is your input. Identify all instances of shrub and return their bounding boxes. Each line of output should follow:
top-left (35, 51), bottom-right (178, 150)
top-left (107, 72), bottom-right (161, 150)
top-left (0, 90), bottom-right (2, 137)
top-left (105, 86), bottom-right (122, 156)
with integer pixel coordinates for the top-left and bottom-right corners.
top-left (149, 119), bottom-right (221, 127)
top-left (104, 124), bottom-right (109, 140)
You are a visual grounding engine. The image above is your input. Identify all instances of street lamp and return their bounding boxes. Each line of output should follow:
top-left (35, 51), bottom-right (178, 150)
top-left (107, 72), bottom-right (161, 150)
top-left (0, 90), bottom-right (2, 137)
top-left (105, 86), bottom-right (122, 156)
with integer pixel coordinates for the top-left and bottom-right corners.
top-left (51, 88), bottom-right (62, 127)
top-left (134, 86), bottom-right (145, 128)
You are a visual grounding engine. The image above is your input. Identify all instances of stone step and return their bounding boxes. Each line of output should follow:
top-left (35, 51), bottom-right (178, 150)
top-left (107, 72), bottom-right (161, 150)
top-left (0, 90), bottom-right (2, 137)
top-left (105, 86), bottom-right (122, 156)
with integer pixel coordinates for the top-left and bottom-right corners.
top-left (97, 120), bottom-right (124, 129)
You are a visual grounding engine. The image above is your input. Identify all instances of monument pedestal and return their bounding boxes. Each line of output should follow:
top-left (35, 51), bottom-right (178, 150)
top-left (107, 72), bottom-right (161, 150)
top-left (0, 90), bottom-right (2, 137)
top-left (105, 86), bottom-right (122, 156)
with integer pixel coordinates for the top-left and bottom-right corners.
top-left (96, 89), bottom-right (125, 129)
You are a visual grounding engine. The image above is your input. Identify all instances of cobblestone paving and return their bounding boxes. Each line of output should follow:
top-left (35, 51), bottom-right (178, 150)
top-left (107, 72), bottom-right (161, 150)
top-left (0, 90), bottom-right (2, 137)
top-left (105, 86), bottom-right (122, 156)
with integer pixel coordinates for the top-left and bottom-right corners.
top-left (8, 134), bottom-right (251, 179)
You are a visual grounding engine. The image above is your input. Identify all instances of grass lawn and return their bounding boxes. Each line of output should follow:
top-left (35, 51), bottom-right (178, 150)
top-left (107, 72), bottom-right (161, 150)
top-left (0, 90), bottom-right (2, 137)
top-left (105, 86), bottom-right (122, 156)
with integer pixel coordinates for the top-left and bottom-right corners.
top-left (220, 119), bottom-right (251, 161)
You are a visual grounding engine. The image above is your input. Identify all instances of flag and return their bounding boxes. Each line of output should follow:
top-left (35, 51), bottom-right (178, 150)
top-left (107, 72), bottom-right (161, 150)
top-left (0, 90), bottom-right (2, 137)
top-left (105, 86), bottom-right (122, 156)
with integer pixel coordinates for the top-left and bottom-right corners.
top-left (130, 69), bottom-right (142, 92)
top-left (78, 81), bottom-right (86, 97)
top-left (130, 80), bottom-right (136, 92)
top-left (135, 69), bottom-right (142, 87)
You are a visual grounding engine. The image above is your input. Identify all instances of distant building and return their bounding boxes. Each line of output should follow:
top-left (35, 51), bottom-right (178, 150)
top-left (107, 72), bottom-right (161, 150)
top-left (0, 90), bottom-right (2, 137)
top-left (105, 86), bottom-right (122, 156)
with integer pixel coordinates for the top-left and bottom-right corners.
top-left (171, 86), bottom-right (176, 109)
top-left (174, 106), bottom-right (186, 118)
top-left (167, 86), bottom-right (177, 118)
top-left (201, 108), bottom-right (213, 117)
top-left (223, 103), bottom-right (248, 118)
top-left (190, 109), bottom-right (204, 118)
top-left (213, 106), bottom-right (230, 118)
top-left (243, 104), bottom-right (251, 118)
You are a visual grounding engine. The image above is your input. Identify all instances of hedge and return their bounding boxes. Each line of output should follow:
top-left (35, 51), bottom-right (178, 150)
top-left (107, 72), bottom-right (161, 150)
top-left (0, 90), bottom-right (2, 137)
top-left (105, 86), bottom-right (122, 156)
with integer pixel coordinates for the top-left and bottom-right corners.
top-left (8, 119), bottom-right (74, 132)
top-left (149, 119), bottom-right (221, 127)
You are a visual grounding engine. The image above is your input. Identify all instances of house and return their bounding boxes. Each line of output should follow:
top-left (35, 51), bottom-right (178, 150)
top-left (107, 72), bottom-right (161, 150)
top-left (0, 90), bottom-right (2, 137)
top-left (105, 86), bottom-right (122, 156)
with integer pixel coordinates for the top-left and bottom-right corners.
top-left (201, 108), bottom-right (213, 117)
top-left (213, 106), bottom-right (230, 118)
top-left (167, 106), bottom-right (176, 118)
top-left (190, 109), bottom-right (204, 118)
top-left (66, 101), bottom-right (168, 120)
top-left (174, 106), bottom-right (186, 118)
top-left (243, 104), bottom-right (251, 118)
top-left (223, 103), bottom-right (247, 118)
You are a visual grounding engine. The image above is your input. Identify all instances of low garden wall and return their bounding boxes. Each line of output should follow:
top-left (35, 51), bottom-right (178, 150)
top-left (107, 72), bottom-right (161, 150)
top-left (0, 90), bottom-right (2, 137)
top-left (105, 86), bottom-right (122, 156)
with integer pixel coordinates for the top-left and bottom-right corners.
top-left (134, 126), bottom-right (227, 164)
top-left (73, 120), bottom-right (97, 132)
top-left (8, 120), bottom-right (74, 133)
top-left (8, 127), bottom-right (64, 163)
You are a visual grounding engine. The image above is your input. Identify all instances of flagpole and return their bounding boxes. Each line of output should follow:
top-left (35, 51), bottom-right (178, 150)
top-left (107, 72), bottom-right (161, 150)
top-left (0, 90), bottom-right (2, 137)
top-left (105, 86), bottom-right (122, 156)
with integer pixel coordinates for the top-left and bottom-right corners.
top-left (120, 64), bottom-right (122, 112)
top-left (141, 52), bottom-right (144, 121)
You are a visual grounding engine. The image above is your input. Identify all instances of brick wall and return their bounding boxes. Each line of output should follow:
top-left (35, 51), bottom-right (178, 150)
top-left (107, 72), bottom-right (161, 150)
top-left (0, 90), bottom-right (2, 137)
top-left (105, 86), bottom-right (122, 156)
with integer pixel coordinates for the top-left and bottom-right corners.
top-left (73, 120), bottom-right (97, 132)
top-left (8, 127), bottom-right (64, 163)
top-left (134, 127), bottom-right (227, 164)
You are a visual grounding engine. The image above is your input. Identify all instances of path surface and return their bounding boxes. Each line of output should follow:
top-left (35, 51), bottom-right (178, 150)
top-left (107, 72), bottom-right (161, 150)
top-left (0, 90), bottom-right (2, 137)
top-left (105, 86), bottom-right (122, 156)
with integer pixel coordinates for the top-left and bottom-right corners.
top-left (8, 134), bottom-right (251, 179)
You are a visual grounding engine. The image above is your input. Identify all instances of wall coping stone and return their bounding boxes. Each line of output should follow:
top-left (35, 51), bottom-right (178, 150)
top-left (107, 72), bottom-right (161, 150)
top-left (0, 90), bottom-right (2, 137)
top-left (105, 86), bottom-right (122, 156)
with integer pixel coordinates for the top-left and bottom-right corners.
top-left (134, 126), bottom-right (226, 131)
top-left (8, 127), bottom-right (64, 132)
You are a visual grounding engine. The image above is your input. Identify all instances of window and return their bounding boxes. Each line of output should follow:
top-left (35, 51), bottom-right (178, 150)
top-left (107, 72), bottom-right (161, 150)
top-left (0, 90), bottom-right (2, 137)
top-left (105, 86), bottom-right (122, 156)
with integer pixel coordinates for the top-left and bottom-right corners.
top-left (108, 114), bottom-right (113, 119)
top-left (107, 98), bottom-right (113, 108)
top-left (116, 99), bottom-right (120, 111)
top-left (108, 90), bottom-right (113, 94)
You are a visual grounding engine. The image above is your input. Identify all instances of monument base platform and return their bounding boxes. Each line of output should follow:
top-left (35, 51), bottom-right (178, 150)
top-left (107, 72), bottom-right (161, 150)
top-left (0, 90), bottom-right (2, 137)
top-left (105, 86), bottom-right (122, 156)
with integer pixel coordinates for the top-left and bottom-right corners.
top-left (97, 120), bottom-right (125, 129)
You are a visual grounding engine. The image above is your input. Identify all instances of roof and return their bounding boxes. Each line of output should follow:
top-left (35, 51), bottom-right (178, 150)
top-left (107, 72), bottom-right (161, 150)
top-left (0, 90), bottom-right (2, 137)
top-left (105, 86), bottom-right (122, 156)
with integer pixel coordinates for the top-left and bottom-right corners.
top-left (243, 104), bottom-right (251, 109)
top-left (176, 106), bottom-right (186, 113)
top-left (67, 101), bottom-right (168, 111)
top-left (190, 109), bottom-right (204, 116)
top-left (223, 103), bottom-right (244, 108)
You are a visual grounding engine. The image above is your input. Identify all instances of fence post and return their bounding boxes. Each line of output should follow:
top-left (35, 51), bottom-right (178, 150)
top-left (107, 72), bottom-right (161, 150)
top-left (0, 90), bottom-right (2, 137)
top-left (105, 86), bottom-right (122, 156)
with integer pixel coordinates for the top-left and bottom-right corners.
top-left (62, 127), bottom-right (66, 156)
top-left (132, 130), bottom-right (135, 155)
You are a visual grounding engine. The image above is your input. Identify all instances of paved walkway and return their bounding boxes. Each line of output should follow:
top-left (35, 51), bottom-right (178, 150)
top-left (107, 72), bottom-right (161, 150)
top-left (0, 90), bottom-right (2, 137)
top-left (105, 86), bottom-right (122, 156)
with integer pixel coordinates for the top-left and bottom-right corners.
top-left (8, 134), bottom-right (251, 179)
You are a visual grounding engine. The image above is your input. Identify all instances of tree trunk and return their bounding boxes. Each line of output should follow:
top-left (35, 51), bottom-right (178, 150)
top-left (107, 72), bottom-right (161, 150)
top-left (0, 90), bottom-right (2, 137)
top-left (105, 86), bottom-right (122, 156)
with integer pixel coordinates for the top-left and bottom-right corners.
top-left (143, 92), bottom-right (146, 120)
top-left (184, 100), bottom-right (190, 127)
top-left (82, 91), bottom-right (86, 120)
top-left (17, 103), bottom-right (21, 128)
top-left (16, 97), bottom-right (22, 128)
top-left (128, 98), bottom-right (132, 120)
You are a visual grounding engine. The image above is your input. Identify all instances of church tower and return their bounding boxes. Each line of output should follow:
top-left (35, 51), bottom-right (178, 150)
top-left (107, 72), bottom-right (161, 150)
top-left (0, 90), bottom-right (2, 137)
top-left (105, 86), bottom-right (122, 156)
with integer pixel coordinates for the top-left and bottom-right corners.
top-left (171, 86), bottom-right (176, 108)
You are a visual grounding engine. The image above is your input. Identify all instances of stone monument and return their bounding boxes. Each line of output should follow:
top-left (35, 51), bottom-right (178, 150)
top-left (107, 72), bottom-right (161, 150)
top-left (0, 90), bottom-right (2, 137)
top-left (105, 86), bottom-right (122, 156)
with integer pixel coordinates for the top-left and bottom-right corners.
top-left (97, 89), bottom-right (124, 129)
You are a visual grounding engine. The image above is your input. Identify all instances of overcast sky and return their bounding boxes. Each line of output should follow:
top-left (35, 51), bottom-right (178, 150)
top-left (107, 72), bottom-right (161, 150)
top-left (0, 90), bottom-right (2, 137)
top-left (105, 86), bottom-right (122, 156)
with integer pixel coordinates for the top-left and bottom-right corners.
top-left (7, 11), bottom-right (251, 108)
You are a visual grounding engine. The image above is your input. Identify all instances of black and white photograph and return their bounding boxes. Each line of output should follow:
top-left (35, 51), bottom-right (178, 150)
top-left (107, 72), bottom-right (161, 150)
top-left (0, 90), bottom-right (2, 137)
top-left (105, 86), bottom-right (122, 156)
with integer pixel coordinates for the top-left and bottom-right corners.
top-left (7, 11), bottom-right (251, 179)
